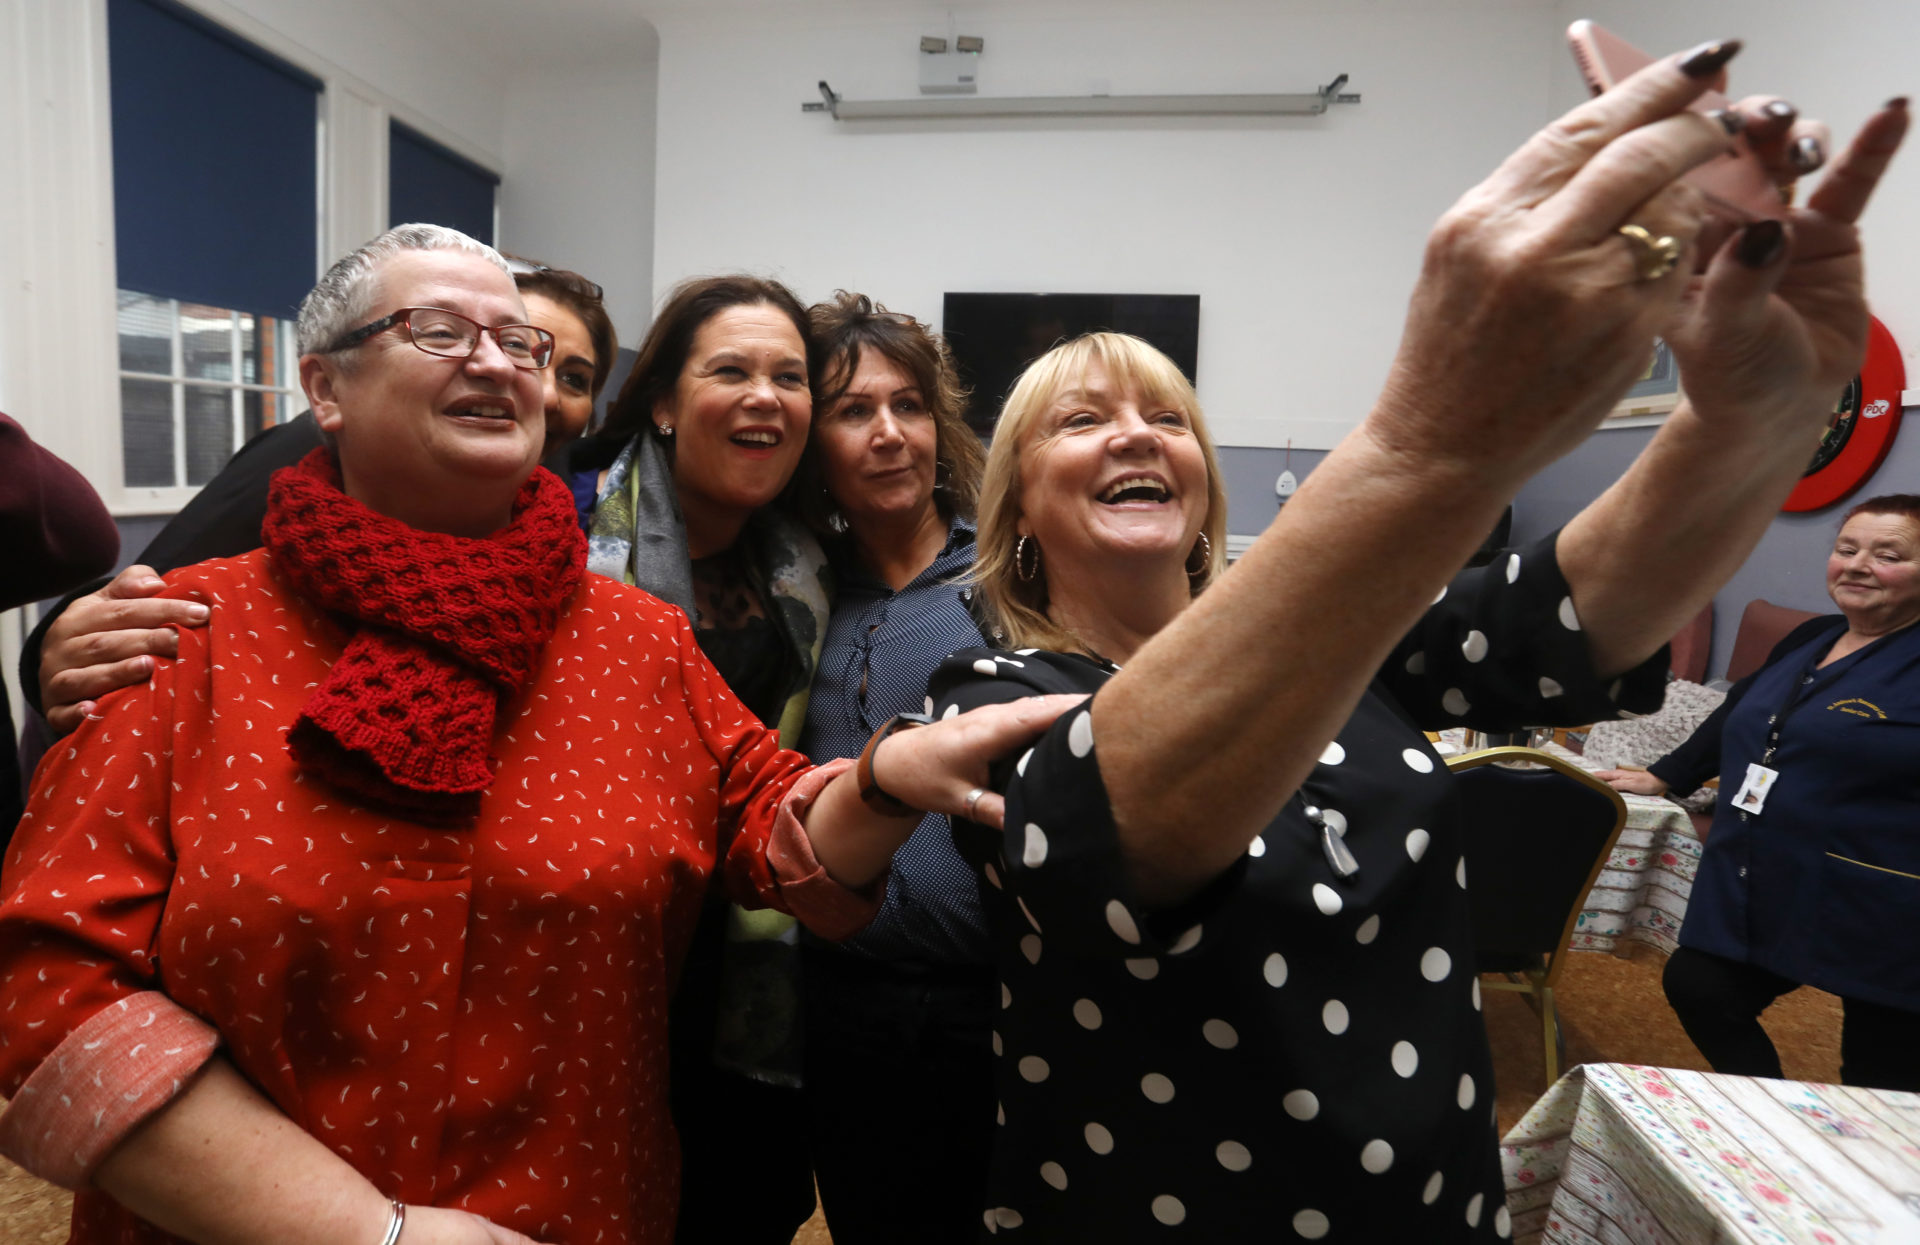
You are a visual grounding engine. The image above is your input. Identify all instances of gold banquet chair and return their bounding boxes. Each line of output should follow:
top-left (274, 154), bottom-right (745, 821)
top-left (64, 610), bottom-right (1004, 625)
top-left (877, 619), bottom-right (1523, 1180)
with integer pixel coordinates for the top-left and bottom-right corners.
top-left (1447, 746), bottom-right (1627, 1084)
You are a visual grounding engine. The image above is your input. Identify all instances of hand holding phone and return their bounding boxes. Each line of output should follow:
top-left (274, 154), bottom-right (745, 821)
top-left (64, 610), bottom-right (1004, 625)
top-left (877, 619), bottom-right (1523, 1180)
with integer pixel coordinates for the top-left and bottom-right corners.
top-left (1568, 20), bottom-right (1787, 223)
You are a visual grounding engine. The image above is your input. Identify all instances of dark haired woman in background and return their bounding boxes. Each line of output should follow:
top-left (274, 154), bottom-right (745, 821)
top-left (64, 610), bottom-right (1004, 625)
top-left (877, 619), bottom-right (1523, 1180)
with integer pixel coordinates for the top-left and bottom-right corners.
top-left (793, 292), bottom-right (995, 1244)
top-left (509, 257), bottom-right (619, 464)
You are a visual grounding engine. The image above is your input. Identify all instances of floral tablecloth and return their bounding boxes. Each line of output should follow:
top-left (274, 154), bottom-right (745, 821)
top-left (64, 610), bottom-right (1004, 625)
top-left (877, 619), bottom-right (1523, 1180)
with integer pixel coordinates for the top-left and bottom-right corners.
top-left (1502, 1064), bottom-right (1920, 1244)
top-left (1535, 742), bottom-right (1701, 957)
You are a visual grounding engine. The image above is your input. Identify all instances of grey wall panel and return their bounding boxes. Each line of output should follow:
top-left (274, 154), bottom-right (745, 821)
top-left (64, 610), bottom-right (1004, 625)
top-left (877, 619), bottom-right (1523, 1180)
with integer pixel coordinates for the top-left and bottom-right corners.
top-left (1216, 444), bottom-right (1330, 539)
top-left (1513, 419), bottom-right (1920, 680)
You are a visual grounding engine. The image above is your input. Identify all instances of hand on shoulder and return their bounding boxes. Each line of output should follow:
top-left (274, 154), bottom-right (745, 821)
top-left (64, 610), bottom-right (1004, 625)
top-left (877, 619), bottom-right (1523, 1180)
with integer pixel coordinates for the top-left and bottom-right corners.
top-left (39, 565), bottom-right (209, 735)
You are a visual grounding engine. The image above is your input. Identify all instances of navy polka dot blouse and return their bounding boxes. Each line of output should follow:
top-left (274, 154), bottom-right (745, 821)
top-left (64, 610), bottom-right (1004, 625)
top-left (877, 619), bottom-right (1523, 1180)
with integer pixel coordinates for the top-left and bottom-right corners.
top-left (928, 531), bottom-right (1665, 1241)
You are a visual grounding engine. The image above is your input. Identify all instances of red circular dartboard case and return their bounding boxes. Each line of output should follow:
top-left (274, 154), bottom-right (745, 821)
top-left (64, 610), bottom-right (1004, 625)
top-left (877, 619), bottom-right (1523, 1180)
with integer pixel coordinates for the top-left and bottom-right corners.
top-left (1782, 314), bottom-right (1906, 513)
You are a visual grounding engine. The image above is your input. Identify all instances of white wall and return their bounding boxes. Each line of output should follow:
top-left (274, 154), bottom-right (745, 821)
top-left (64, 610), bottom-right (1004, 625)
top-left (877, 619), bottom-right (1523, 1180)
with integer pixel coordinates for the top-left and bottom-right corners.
top-left (651, 0), bottom-right (1920, 451)
top-left (1547, 0), bottom-right (1920, 377)
top-left (0, 0), bottom-right (123, 488)
top-left (650, 0), bottom-right (1559, 450)
top-left (499, 44), bottom-right (660, 347)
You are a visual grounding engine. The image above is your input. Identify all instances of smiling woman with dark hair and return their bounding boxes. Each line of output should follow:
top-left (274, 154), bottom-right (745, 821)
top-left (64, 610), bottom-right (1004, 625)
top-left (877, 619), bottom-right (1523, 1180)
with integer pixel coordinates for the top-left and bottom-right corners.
top-left (581, 274), bottom-right (824, 741)
top-left (792, 292), bottom-right (997, 1245)
top-left (504, 256), bottom-right (618, 444)
top-left (569, 273), bottom-right (832, 1245)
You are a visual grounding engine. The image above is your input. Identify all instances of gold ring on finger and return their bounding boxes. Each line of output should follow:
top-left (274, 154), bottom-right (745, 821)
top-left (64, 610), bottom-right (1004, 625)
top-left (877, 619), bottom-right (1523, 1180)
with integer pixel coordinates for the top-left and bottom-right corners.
top-left (1617, 223), bottom-right (1683, 281)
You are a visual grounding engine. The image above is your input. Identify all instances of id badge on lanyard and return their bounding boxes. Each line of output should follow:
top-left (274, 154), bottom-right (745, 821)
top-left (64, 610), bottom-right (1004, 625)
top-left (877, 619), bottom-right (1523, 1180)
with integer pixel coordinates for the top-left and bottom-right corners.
top-left (1743, 656), bottom-right (1822, 819)
top-left (1732, 762), bottom-right (1780, 814)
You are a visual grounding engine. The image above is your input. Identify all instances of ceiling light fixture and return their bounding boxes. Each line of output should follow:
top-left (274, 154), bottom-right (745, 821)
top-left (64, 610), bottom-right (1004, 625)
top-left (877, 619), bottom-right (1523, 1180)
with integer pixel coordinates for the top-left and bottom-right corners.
top-left (806, 74), bottom-right (1359, 120)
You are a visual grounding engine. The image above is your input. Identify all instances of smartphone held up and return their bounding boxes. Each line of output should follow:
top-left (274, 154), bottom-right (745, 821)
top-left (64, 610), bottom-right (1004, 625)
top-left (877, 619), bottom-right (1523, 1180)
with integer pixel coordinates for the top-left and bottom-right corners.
top-left (1568, 19), bottom-right (1788, 224)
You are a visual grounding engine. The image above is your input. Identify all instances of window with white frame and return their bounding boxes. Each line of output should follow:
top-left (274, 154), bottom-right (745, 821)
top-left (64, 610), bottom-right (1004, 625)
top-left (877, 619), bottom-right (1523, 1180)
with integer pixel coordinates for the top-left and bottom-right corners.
top-left (117, 292), bottom-right (307, 489)
top-left (107, 0), bottom-right (321, 505)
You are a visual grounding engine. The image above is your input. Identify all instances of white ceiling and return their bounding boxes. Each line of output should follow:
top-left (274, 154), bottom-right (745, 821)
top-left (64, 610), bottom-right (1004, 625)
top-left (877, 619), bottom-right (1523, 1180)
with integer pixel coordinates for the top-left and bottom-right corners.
top-left (397, 0), bottom-right (1548, 73)
top-left (397, 0), bottom-right (659, 71)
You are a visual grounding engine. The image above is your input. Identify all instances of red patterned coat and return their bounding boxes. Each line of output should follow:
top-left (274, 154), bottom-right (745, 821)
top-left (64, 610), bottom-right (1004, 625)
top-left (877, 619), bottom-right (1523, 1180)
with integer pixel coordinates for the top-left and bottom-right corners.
top-left (0, 551), bottom-right (868, 1244)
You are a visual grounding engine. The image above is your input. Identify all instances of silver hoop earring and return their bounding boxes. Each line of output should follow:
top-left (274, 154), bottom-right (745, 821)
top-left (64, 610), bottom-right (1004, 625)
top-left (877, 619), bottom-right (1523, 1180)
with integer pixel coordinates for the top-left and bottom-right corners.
top-left (1015, 535), bottom-right (1041, 583)
top-left (1187, 532), bottom-right (1213, 577)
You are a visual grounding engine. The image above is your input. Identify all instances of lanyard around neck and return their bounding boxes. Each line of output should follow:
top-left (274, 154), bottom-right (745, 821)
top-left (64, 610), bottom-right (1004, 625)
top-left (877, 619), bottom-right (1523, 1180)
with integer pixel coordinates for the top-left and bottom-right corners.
top-left (1759, 636), bottom-right (1847, 765)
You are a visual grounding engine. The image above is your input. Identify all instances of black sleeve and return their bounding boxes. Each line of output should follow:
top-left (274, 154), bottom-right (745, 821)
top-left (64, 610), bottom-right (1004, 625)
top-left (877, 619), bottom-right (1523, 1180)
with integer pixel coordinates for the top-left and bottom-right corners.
top-left (1378, 528), bottom-right (1668, 733)
top-left (929, 648), bottom-right (1240, 959)
top-left (928, 648), bottom-right (1104, 820)
top-left (136, 413), bottom-right (322, 572)
top-left (17, 414), bottom-right (323, 713)
top-left (1646, 615), bottom-right (1841, 794)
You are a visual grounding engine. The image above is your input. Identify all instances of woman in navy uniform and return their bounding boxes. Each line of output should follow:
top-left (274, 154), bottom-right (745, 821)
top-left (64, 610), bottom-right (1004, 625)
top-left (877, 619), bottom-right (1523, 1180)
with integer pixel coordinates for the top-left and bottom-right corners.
top-left (1601, 494), bottom-right (1920, 1091)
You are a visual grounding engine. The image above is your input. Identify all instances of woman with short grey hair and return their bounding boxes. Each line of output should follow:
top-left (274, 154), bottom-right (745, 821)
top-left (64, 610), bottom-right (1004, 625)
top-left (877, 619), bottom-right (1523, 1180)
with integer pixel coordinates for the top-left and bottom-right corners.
top-left (293, 222), bottom-right (510, 358)
top-left (0, 224), bottom-right (1073, 1245)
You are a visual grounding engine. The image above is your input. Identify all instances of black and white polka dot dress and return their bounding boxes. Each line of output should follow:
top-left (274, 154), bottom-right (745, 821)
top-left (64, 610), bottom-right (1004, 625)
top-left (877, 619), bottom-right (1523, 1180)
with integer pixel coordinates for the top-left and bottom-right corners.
top-left (928, 533), bottom-right (1665, 1242)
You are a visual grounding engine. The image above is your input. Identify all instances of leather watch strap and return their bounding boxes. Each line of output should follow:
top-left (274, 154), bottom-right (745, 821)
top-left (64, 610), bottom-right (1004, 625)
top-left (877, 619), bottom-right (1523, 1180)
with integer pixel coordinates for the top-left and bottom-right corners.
top-left (855, 712), bottom-right (934, 817)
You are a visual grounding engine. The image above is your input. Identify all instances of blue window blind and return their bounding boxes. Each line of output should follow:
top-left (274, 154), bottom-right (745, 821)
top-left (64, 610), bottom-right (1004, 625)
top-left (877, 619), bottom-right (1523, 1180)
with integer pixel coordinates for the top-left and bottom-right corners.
top-left (390, 123), bottom-right (499, 245)
top-left (107, 0), bottom-right (320, 320)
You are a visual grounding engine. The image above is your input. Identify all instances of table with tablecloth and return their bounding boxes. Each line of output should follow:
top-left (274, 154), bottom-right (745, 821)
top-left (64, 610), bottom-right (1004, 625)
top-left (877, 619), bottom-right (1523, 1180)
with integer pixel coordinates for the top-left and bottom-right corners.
top-left (1528, 741), bottom-right (1702, 957)
top-left (1501, 1063), bottom-right (1920, 1244)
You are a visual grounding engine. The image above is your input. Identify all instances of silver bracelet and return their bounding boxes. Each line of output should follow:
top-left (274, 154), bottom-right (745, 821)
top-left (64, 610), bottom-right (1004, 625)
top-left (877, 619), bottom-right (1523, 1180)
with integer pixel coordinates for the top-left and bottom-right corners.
top-left (378, 1200), bottom-right (406, 1245)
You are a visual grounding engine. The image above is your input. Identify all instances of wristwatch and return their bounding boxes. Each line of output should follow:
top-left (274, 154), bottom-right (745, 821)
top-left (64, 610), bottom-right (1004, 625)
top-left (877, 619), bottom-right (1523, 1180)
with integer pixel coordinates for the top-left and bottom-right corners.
top-left (856, 712), bottom-right (934, 817)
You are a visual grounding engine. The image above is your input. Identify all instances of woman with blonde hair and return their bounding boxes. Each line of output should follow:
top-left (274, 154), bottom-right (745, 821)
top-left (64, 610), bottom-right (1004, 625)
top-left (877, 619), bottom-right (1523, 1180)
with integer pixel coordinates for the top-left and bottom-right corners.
top-left (968, 330), bottom-right (1228, 649)
top-left (929, 49), bottom-right (1906, 1240)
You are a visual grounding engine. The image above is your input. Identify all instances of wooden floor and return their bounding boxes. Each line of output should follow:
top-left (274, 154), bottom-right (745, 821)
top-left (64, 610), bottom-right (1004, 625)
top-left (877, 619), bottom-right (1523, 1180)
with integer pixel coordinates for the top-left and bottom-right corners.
top-left (0, 943), bottom-right (1841, 1243)
top-left (0, 1154), bottom-right (67, 1245)
top-left (1483, 942), bottom-right (1840, 1134)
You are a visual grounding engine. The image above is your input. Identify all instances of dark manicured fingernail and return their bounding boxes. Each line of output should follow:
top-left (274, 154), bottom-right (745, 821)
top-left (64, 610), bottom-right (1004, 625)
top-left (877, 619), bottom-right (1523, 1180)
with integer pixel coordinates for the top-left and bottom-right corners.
top-left (1709, 108), bottom-right (1744, 136)
top-left (1736, 219), bottom-right (1786, 267)
top-left (1763, 100), bottom-right (1797, 121)
top-left (1679, 39), bottom-right (1742, 79)
top-left (1789, 135), bottom-right (1824, 172)
top-left (1888, 96), bottom-right (1910, 111)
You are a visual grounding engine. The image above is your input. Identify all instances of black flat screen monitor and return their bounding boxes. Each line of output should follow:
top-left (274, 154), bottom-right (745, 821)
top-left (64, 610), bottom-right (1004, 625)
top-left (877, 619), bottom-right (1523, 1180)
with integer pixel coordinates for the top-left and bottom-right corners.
top-left (942, 293), bottom-right (1200, 438)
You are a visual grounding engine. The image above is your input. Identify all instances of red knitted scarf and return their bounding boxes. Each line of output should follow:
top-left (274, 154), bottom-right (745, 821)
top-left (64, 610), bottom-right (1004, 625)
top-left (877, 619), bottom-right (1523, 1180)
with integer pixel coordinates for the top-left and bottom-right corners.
top-left (262, 449), bottom-right (585, 822)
